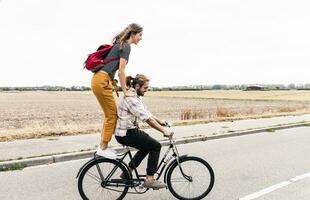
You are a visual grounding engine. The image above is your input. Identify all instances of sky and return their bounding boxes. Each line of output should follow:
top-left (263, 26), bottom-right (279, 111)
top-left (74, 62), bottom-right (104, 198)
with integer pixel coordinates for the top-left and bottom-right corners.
top-left (0, 0), bottom-right (310, 87)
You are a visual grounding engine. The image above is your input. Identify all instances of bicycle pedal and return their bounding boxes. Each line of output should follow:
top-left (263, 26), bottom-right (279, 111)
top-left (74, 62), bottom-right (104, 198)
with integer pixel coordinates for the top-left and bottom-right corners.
top-left (152, 187), bottom-right (166, 190)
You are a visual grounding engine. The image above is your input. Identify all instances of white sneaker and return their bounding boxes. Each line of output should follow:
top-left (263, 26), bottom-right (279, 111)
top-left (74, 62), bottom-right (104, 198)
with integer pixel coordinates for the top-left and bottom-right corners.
top-left (96, 147), bottom-right (118, 159)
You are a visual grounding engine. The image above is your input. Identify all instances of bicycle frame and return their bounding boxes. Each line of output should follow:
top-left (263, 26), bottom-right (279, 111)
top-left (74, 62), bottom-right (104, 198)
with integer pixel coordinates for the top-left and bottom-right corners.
top-left (76, 134), bottom-right (191, 195)
top-left (98, 137), bottom-right (189, 188)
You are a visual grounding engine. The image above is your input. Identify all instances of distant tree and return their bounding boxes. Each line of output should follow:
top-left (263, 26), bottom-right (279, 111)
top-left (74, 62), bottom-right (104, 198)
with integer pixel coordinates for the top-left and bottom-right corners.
top-left (0, 87), bottom-right (10, 91)
top-left (211, 85), bottom-right (227, 90)
top-left (81, 86), bottom-right (91, 91)
top-left (304, 84), bottom-right (310, 89)
top-left (288, 83), bottom-right (296, 90)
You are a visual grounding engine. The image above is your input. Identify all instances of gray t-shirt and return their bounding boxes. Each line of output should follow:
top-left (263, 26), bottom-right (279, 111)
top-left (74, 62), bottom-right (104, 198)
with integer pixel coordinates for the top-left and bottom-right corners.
top-left (100, 43), bottom-right (131, 79)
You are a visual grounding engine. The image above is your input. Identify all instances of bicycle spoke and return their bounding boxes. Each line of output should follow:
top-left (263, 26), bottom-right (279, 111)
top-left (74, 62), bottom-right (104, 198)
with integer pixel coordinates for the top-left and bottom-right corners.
top-left (94, 186), bottom-right (102, 200)
top-left (180, 181), bottom-right (190, 192)
top-left (85, 170), bottom-right (101, 183)
top-left (108, 185), bottom-right (122, 199)
top-left (189, 181), bottom-right (193, 198)
top-left (105, 190), bottom-right (112, 200)
top-left (170, 177), bottom-right (191, 183)
top-left (170, 180), bottom-right (191, 183)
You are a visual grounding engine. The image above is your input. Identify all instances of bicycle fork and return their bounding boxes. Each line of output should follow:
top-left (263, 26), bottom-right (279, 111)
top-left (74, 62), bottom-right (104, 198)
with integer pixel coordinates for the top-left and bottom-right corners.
top-left (172, 141), bottom-right (193, 182)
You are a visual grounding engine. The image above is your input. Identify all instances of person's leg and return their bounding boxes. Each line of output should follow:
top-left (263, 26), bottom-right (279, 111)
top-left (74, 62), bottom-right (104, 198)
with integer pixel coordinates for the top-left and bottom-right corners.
top-left (129, 130), bottom-right (164, 188)
top-left (91, 72), bottom-right (117, 148)
top-left (115, 130), bottom-right (166, 189)
top-left (99, 90), bottom-right (117, 146)
top-left (115, 129), bottom-right (161, 172)
top-left (145, 139), bottom-right (161, 176)
top-left (91, 72), bottom-right (117, 159)
top-left (116, 133), bottom-right (147, 175)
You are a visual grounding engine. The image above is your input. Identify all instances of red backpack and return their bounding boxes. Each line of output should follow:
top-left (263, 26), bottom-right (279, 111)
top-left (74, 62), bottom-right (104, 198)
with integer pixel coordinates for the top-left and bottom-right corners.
top-left (83, 44), bottom-right (118, 72)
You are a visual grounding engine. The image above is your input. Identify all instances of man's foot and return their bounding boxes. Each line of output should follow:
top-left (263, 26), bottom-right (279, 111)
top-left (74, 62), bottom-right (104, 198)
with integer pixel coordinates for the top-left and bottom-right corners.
top-left (96, 147), bottom-right (118, 159)
top-left (143, 179), bottom-right (167, 189)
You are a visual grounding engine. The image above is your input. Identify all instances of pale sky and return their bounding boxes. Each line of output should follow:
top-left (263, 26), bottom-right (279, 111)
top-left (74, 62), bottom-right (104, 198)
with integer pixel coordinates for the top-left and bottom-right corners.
top-left (0, 0), bottom-right (310, 87)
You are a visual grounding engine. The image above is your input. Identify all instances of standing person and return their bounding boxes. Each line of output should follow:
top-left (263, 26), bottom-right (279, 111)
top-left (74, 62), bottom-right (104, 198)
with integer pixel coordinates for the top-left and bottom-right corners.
top-left (115, 74), bottom-right (173, 189)
top-left (91, 23), bottom-right (143, 159)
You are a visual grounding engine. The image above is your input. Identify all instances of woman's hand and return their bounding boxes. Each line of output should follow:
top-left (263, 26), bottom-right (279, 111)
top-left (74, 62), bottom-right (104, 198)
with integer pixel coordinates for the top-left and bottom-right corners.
top-left (124, 90), bottom-right (135, 97)
top-left (123, 90), bottom-right (128, 97)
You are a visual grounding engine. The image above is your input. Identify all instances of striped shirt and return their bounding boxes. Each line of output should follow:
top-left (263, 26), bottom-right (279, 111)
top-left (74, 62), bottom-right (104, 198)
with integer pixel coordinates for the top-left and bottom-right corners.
top-left (115, 88), bottom-right (152, 137)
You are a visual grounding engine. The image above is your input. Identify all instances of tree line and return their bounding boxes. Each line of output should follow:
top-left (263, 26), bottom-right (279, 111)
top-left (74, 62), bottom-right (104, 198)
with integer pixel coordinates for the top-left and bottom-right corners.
top-left (1, 83), bottom-right (310, 92)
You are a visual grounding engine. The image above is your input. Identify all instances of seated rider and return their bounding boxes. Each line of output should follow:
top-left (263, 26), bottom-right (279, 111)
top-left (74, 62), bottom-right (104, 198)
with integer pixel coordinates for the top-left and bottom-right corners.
top-left (114, 74), bottom-right (173, 189)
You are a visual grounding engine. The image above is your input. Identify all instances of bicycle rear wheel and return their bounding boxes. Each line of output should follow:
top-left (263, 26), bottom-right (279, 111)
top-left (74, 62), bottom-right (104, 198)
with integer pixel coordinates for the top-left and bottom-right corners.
top-left (78, 158), bottom-right (130, 200)
top-left (167, 156), bottom-right (214, 200)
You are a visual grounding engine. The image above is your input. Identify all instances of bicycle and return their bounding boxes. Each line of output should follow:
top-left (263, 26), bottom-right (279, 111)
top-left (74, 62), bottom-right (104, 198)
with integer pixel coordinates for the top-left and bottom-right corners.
top-left (76, 123), bottom-right (215, 200)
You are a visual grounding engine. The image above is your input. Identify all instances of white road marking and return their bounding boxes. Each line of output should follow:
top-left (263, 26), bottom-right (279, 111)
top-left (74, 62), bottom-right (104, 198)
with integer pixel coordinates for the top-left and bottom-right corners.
top-left (239, 181), bottom-right (291, 200)
top-left (290, 172), bottom-right (310, 182)
top-left (239, 172), bottom-right (310, 200)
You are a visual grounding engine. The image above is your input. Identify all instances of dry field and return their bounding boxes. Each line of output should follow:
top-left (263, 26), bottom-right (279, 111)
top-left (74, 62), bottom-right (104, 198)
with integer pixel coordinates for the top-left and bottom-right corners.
top-left (147, 90), bottom-right (310, 101)
top-left (0, 90), bottom-right (310, 141)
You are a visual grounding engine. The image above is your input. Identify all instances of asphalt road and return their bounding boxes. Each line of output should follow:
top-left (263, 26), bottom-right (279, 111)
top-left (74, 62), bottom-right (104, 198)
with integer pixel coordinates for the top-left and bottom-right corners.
top-left (1, 126), bottom-right (310, 200)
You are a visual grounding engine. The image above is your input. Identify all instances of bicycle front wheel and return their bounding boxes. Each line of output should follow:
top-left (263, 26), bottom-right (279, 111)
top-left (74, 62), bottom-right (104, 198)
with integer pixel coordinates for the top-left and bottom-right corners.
top-left (167, 156), bottom-right (215, 200)
top-left (78, 158), bottom-right (130, 200)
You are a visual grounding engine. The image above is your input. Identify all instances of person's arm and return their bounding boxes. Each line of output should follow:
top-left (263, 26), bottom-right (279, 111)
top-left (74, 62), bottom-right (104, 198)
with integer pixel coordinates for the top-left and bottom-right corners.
top-left (125, 98), bottom-right (172, 137)
top-left (118, 44), bottom-right (131, 96)
top-left (151, 115), bottom-right (166, 126)
top-left (146, 117), bottom-right (165, 134)
top-left (118, 58), bottom-right (127, 95)
top-left (146, 117), bottom-right (171, 137)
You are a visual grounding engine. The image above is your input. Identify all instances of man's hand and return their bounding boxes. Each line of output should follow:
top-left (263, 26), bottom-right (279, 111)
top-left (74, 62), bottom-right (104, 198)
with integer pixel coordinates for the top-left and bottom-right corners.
top-left (163, 130), bottom-right (174, 138)
top-left (159, 120), bottom-right (167, 126)
top-left (146, 118), bottom-right (173, 137)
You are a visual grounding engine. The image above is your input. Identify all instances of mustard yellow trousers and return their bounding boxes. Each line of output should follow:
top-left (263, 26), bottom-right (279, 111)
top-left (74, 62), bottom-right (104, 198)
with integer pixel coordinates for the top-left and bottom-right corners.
top-left (91, 71), bottom-right (117, 142)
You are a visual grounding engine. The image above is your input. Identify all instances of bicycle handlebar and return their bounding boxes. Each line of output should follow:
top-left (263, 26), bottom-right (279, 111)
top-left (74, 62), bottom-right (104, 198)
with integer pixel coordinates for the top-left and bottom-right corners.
top-left (164, 121), bottom-right (173, 128)
top-left (163, 121), bottom-right (174, 139)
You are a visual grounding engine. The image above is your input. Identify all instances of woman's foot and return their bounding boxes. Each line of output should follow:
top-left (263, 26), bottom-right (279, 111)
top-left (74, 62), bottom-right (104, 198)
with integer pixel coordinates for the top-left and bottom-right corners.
top-left (96, 147), bottom-right (118, 159)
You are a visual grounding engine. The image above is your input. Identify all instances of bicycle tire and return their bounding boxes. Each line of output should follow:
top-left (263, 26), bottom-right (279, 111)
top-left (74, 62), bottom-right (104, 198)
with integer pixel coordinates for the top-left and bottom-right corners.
top-left (78, 158), bottom-right (130, 200)
top-left (166, 156), bottom-right (215, 200)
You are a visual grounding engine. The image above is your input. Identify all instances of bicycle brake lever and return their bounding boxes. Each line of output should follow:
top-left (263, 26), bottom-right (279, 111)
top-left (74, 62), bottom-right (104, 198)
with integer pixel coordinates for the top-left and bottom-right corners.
top-left (164, 121), bottom-right (172, 128)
